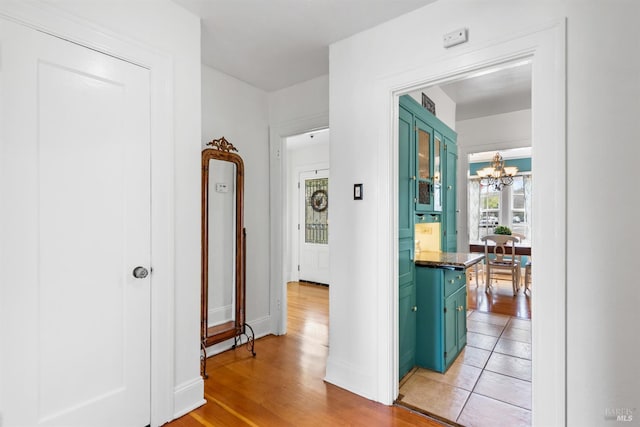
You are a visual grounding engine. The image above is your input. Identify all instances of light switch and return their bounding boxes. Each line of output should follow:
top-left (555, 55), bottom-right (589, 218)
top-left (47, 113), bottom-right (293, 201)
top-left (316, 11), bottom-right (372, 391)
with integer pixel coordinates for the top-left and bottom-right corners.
top-left (354, 184), bottom-right (363, 200)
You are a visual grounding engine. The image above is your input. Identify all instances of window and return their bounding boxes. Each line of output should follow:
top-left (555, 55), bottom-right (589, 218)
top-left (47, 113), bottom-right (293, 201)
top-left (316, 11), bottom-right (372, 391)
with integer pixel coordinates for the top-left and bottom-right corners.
top-left (468, 149), bottom-right (532, 242)
top-left (479, 185), bottom-right (500, 236)
top-left (468, 173), bottom-right (532, 242)
top-left (510, 176), bottom-right (530, 237)
top-left (304, 177), bottom-right (329, 244)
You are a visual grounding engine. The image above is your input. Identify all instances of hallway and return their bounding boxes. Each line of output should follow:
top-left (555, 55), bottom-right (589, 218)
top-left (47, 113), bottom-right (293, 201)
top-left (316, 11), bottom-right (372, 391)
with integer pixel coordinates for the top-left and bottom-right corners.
top-left (169, 282), bottom-right (444, 426)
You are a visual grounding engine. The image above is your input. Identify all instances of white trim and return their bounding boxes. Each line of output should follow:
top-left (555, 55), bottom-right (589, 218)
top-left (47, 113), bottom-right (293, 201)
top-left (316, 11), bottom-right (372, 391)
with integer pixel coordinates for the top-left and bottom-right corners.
top-left (172, 378), bottom-right (205, 420)
top-left (324, 357), bottom-right (375, 402)
top-left (269, 112), bottom-right (329, 336)
top-left (375, 19), bottom-right (566, 426)
top-left (0, 3), bottom-right (177, 426)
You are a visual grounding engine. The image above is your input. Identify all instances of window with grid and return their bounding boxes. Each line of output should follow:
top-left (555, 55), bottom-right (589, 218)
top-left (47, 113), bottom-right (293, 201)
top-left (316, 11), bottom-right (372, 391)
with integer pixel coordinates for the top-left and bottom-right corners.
top-left (304, 178), bottom-right (328, 244)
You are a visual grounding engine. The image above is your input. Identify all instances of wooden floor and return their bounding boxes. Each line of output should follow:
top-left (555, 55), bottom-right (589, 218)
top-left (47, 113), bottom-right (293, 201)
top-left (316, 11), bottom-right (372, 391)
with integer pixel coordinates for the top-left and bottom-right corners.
top-left (167, 282), bottom-right (444, 427)
top-left (466, 271), bottom-right (532, 319)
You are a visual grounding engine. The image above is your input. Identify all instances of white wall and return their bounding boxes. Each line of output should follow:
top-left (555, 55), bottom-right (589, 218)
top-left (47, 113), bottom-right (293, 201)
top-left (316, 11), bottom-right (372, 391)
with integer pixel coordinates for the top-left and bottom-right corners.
top-left (328, 1), bottom-right (640, 426)
top-left (201, 65), bottom-right (271, 339)
top-left (407, 86), bottom-right (457, 130)
top-left (268, 74), bottom-right (330, 127)
top-left (0, 0), bottom-right (202, 423)
top-left (456, 109), bottom-right (531, 250)
top-left (286, 132), bottom-right (330, 282)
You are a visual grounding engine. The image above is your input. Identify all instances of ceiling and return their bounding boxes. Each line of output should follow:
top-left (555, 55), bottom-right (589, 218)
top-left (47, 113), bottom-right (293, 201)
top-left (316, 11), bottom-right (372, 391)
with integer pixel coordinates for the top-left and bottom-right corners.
top-left (436, 61), bottom-right (532, 121)
top-left (172, 0), bottom-right (531, 120)
top-left (172, 0), bottom-right (436, 92)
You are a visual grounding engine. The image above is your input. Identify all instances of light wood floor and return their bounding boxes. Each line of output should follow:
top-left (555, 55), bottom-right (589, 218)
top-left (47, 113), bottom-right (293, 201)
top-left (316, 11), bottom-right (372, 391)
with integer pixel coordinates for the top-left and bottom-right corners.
top-left (466, 271), bottom-right (532, 319)
top-left (167, 282), bottom-right (444, 427)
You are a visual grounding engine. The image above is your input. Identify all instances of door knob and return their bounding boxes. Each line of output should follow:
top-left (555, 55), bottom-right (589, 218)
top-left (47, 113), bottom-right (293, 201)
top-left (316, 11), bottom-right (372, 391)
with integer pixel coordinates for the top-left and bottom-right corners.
top-left (411, 306), bottom-right (418, 312)
top-left (133, 266), bottom-right (149, 279)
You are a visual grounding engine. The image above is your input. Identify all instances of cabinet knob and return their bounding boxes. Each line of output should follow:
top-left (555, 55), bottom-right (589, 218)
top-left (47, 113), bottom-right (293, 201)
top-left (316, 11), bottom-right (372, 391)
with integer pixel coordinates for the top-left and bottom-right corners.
top-left (456, 275), bottom-right (462, 280)
top-left (457, 305), bottom-right (464, 312)
top-left (447, 185), bottom-right (452, 190)
top-left (411, 306), bottom-right (418, 312)
top-left (412, 176), bottom-right (417, 181)
top-left (449, 279), bottom-right (455, 284)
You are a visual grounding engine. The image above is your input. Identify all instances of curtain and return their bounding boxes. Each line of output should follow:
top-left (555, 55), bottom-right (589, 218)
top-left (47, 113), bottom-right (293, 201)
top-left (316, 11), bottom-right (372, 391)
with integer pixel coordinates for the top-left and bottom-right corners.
top-left (523, 174), bottom-right (532, 240)
top-left (468, 178), bottom-right (480, 241)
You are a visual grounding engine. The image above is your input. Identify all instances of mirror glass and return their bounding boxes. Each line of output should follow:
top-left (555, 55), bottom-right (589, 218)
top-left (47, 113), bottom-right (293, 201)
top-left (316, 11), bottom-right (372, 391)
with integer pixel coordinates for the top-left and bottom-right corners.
top-left (207, 159), bottom-right (237, 331)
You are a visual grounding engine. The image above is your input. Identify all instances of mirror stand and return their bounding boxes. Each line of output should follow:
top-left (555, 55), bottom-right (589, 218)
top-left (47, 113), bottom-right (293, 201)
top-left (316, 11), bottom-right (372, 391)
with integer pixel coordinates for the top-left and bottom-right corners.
top-left (200, 137), bottom-right (255, 379)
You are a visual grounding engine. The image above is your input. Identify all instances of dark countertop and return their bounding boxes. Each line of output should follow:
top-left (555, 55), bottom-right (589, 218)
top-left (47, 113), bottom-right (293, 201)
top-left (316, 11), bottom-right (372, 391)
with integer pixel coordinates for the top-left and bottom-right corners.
top-left (414, 251), bottom-right (485, 270)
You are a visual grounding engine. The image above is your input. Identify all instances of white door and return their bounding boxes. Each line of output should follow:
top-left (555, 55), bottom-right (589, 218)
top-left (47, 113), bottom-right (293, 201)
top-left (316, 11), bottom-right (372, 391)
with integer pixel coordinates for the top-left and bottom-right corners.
top-left (298, 169), bottom-right (330, 284)
top-left (0, 19), bottom-right (151, 427)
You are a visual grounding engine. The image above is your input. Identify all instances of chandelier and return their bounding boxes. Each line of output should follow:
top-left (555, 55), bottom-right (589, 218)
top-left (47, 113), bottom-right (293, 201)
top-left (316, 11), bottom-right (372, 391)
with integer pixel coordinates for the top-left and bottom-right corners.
top-left (477, 152), bottom-right (518, 191)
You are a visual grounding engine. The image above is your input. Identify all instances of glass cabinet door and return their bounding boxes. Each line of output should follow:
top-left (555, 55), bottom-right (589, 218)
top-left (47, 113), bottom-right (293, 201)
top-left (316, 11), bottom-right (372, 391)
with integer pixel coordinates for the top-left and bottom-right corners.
top-left (433, 133), bottom-right (442, 212)
top-left (416, 118), bottom-right (433, 211)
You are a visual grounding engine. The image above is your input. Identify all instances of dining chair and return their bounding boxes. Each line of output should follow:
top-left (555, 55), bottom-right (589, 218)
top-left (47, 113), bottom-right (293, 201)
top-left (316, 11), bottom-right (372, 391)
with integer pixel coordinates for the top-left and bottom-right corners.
top-left (511, 232), bottom-right (526, 285)
top-left (524, 260), bottom-right (532, 294)
top-left (480, 234), bottom-right (521, 296)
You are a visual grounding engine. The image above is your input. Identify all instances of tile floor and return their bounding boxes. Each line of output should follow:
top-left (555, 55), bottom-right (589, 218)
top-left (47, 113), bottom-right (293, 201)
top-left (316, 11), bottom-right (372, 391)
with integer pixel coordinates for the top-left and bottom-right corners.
top-left (398, 310), bottom-right (531, 427)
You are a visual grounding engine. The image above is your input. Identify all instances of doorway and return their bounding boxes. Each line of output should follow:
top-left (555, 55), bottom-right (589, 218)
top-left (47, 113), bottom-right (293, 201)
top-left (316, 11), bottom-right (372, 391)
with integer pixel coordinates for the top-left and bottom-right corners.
top-left (396, 61), bottom-right (534, 425)
top-left (467, 147), bottom-right (532, 319)
top-left (281, 128), bottom-right (330, 332)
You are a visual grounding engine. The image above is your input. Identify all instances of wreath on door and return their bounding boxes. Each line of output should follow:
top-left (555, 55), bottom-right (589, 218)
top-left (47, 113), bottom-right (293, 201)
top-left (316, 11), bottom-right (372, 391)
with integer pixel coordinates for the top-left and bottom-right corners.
top-left (310, 189), bottom-right (328, 212)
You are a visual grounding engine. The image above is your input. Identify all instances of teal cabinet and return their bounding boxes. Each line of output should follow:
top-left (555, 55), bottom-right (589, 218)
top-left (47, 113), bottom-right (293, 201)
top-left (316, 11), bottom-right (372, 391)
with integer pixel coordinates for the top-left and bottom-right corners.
top-left (399, 270), bottom-right (416, 379)
top-left (443, 141), bottom-right (458, 252)
top-left (398, 105), bottom-right (416, 379)
top-left (415, 267), bottom-right (467, 373)
top-left (445, 286), bottom-right (467, 368)
top-left (399, 105), bottom-right (415, 243)
top-left (398, 95), bottom-right (459, 379)
top-left (399, 95), bottom-right (457, 241)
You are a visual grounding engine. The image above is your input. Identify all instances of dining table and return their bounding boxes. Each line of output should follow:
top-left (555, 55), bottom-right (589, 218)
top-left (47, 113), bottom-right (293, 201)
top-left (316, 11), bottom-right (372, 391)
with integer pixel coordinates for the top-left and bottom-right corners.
top-left (469, 241), bottom-right (532, 256)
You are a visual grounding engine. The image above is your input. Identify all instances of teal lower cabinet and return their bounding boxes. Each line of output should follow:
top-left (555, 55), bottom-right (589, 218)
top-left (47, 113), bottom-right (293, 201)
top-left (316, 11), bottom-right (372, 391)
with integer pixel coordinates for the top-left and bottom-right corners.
top-left (415, 266), bottom-right (467, 373)
top-left (399, 280), bottom-right (416, 379)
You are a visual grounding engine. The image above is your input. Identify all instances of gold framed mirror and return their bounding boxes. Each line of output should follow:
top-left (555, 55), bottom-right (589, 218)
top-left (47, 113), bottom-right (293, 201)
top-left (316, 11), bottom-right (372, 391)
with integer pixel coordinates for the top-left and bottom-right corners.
top-left (201, 137), bottom-right (255, 378)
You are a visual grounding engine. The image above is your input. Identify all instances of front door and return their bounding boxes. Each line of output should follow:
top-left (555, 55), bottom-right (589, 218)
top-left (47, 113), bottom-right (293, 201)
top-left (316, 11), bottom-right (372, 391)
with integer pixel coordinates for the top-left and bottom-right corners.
top-left (0, 19), bottom-right (152, 426)
top-left (298, 169), bottom-right (330, 284)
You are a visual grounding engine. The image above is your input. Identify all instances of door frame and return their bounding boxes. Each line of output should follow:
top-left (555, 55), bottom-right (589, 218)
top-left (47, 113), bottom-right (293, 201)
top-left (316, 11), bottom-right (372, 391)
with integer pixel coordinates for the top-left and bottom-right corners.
top-left (379, 20), bottom-right (566, 426)
top-left (269, 115), bottom-right (329, 336)
top-left (0, 4), bottom-right (177, 425)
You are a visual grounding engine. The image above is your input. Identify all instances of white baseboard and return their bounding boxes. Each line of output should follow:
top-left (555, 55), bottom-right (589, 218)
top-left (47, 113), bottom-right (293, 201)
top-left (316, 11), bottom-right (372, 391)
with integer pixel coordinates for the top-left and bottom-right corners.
top-left (172, 377), bottom-right (205, 420)
top-left (324, 356), bottom-right (376, 402)
top-left (286, 271), bottom-right (298, 283)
